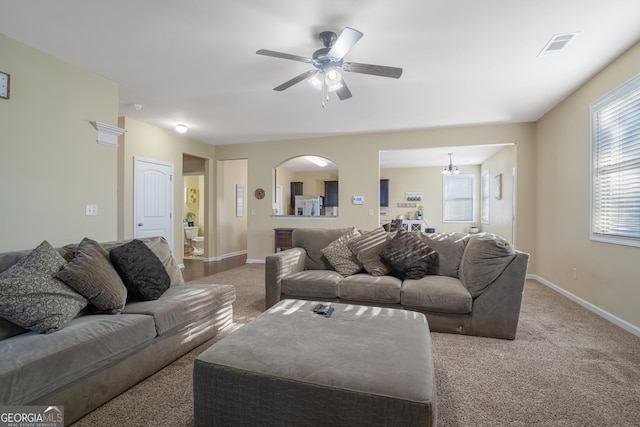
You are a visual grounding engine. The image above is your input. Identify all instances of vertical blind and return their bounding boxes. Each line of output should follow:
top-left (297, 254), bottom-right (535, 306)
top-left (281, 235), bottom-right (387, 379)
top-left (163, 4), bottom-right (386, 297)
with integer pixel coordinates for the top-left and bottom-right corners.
top-left (591, 73), bottom-right (640, 246)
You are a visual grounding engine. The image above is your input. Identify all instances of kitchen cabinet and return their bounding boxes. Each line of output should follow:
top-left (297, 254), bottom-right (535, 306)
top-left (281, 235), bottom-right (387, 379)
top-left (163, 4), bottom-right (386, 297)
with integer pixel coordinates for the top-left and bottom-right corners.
top-left (380, 179), bottom-right (389, 207)
top-left (324, 181), bottom-right (339, 206)
top-left (290, 182), bottom-right (303, 214)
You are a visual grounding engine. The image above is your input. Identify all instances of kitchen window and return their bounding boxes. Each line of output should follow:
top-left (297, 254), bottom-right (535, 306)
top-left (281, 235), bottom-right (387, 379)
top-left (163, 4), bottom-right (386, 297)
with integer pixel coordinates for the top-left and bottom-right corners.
top-left (590, 73), bottom-right (640, 247)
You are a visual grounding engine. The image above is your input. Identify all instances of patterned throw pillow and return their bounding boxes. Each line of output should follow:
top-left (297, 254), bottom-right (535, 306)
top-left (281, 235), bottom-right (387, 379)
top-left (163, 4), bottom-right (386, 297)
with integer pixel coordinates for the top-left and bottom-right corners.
top-left (320, 228), bottom-right (363, 276)
top-left (379, 229), bottom-right (438, 280)
top-left (347, 227), bottom-right (392, 276)
top-left (57, 237), bottom-right (128, 313)
top-left (109, 239), bottom-right (171, 301)
top-left (0, 240), bottom-right (88, 334)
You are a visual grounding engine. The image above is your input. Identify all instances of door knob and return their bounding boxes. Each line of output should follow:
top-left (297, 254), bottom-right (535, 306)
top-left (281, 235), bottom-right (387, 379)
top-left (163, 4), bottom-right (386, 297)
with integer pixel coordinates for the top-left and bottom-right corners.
top-left (137, 223), bottom-right (143, 226)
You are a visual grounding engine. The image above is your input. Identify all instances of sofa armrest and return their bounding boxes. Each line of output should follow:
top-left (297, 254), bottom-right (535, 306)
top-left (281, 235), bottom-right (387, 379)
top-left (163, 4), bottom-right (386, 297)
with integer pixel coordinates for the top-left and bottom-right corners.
top-left (469, 251), bottom-right (529, 339)
top-left (265, 248), bottom-right (307, 309)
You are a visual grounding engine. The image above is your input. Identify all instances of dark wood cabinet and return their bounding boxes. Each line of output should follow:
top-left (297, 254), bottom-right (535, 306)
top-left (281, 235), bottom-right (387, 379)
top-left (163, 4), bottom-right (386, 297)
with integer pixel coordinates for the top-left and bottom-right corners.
top-left (324, 181), bottom-right (339, 206)
top-left (380, 179), bottom-right (389, 207)
top-left (290, 182), bottom-right (303, 214)
top-left (274, 228), bottom-right (294, 252)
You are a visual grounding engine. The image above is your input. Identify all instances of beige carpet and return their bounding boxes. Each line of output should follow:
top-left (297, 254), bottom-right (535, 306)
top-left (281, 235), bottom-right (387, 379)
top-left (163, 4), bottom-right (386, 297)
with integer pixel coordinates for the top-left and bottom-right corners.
top-left (72, 265), bottom-right (640, 426)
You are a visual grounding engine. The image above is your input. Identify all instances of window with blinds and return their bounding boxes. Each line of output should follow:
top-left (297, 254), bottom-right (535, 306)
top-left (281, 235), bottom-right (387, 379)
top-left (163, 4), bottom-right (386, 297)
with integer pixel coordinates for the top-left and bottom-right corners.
top-left (443, 174), bottom-right (476, 222)
top-left (590, 73), bottom-right (640, 247)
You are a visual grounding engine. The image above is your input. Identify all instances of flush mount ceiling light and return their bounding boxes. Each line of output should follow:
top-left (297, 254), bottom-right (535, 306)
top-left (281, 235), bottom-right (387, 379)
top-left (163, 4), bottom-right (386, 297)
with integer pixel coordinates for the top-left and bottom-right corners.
top-left (305, 156), bottom-right (328, 167)
top-left (442, 153), bottom-right (460, 175)
top-left (175, 124), bottom-right (188, 133)
top-left (257, 27), bottom-right (403, 108)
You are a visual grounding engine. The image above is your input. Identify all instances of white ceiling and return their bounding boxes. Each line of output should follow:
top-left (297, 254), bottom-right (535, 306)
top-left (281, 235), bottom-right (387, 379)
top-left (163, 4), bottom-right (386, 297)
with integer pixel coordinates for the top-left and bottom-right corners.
top-left (1, 0), bottom-right (639, 151)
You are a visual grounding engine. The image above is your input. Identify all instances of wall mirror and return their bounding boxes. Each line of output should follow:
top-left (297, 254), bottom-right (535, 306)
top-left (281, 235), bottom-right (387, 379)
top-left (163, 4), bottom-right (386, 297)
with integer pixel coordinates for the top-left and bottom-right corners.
top-left (274, 156), bottom-right (339, 216)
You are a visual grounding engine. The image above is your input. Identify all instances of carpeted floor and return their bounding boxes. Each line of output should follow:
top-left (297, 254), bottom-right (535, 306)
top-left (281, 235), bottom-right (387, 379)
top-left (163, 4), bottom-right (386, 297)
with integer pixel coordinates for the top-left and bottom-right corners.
top-left (72, 264), bottom-right (640, 426)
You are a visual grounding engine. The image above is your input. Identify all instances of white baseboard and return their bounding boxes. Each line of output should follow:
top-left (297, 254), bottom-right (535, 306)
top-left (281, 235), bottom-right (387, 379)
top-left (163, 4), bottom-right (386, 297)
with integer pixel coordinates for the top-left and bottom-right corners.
top-left (246, 258), bottom-right (265, 264)
top-left (202, 250), bottom-right (247, 263)
top-left (528, 274), bottom-right (640, 337)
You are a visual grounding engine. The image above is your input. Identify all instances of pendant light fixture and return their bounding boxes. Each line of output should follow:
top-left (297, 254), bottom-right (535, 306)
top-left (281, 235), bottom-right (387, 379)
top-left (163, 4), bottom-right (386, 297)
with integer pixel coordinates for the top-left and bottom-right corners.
top-left (442, 153), bottom-right (460, 175)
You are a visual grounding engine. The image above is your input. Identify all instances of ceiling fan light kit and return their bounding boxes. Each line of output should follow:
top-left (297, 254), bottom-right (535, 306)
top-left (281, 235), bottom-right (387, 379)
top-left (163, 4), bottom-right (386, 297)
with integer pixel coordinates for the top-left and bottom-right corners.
top-left (257, 27), bottom-right (402, 107)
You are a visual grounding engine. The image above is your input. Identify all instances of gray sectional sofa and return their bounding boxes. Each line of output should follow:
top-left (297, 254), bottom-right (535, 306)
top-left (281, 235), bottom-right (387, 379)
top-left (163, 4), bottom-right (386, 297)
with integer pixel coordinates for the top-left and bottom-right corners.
top-left (266, 228), bottom-right (529, 339)
top-left (0, 236), bottom-right (235, 424)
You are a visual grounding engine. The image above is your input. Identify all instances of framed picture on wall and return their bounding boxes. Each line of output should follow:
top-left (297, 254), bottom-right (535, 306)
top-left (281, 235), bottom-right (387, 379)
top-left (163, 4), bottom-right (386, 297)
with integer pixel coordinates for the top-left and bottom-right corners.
top-left (495, 173), bottom-right (502, 200)
top-left (236, 184), bottom-right (244, 217)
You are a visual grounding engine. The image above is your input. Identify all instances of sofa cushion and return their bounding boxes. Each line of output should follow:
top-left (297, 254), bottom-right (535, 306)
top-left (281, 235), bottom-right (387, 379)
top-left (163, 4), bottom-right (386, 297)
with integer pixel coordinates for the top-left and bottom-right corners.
top-left (320, 227), bottom-right (363, 276)
top-left (0, 240), bottom-right (88, 334)
top-left (97, 237), bottom-right (184, 286)
top-left (379, 229), bottom-right (438, 280)
top-left (293, 228), bottom-right (354, 271)
top-left (419, 232), bottom-right (470, 278)
top-left (348, 227), bottom-right (392, 277)
top-left (109, 239), bottom-right (171, 301)
top-left (281, 270), bottom-right (342, 299)
top-left (56, 237), bottom-right (128, 314)
top-left (338, 274), bottom-right (402, 303)
top-left (460, 233), bottom-right (516, 297)
top-left (122, 284), bottom-right (236, 336)
top-left (0, 313), bottom-right (156, 405)
top-left (401, 275), bottom-right (472, 314)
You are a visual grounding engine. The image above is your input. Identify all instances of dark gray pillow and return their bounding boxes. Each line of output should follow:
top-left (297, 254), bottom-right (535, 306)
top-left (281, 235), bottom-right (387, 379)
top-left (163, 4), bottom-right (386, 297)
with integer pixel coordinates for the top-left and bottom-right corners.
top-left (348, 227), bottom-right (392, 276)
top-left (379, 230), bottom-right (438, 280)
top-left (57, 237), bottom-right (128, 313)
top-left (0, 240), bottom-right (88, 334)
top-left (419, 232), bottom-right (470, 278)
top-left (109, 239), bottom-right (170, 301)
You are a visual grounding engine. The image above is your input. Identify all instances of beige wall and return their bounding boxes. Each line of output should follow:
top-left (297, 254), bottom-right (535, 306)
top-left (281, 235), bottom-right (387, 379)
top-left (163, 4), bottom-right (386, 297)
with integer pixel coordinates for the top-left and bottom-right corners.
top-left (480, 144), bottom-right (516, 241)
top-left (214, 123), bottom-right (537, 265)
top-left (536, 42), bottom-right (640, 328)
top-left (0, 35), bottom-right (119, 251)
top-left (118, 117), bottom-right (216, 264)
top-left (217, 159), bottom-right (247, 257)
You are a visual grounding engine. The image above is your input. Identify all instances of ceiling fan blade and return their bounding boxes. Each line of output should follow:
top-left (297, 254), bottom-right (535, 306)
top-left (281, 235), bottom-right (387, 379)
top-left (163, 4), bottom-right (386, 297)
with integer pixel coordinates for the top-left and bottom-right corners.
top-left (273, 70), bottom-right (318, 91)
top-left (328, 27), bottom-right (363, 60)
top-left (256, 49), bottom-right (312, 63)
top-left (336, 79), bottom-right (352, 100)
top-left (343, 62), bottom-right (403, 79)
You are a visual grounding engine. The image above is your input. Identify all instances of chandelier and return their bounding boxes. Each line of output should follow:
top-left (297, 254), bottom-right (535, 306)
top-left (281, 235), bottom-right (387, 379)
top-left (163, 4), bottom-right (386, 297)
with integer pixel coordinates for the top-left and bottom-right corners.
top-left (442, 153), bottom-right (460, 175)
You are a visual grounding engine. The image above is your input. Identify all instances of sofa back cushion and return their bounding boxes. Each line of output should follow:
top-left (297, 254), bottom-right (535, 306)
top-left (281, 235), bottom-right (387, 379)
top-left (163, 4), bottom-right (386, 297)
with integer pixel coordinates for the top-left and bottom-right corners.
top-left (419, 232), bottom-right (470, 278)
top-left (459, 233), bottom-right (516, 297)
top-left (293, 228), bottom-right (353, 270)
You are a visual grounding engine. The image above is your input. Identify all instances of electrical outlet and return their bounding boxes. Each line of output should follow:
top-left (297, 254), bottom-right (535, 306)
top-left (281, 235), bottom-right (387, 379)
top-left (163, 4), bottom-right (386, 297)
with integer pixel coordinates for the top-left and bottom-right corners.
top-left (368, 209), bottom-right (374, 216)
top-left (85, 204), bottom-right (98, 216)
top-left (572, 267), bottom-right (578, 280)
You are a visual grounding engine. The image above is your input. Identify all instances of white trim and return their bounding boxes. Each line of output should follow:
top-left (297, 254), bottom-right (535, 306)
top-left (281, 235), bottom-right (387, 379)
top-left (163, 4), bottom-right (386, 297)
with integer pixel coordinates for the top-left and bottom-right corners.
top-left (91, 121), bottom-right (126, 147)
top-left (246, 258), bottom-right (266, 264)
top-left (202, 249), bottom-right (247, 262)
top-left (528, 274), bottom-right (640, 337)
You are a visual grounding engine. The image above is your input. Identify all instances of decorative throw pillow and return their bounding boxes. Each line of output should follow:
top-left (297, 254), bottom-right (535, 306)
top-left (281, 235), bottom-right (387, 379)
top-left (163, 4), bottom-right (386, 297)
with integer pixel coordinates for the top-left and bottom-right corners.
top-left (347, 227), bottom-right (392, 276)
top-left (379, 229), bottom-right (438, 280)
top-left (56, 237), bottom-right (128, 313)
top-left (320, 228), bottom-right (363, 276)
top-left (109, 239), bottom-right (170, 301)
top-left (0, 240), bottom-right (88, 334)
top-left (459, 233), bottom-right (516, 297)
top-left (419, 232), bottom-right (470, 278)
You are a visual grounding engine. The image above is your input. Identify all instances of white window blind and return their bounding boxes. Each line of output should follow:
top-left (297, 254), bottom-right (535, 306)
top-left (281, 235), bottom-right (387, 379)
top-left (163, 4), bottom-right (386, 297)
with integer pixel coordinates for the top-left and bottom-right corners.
top-left (443, 174), bottom-right (475, 222)
top-left (590, 73), bottom-right (640, 247)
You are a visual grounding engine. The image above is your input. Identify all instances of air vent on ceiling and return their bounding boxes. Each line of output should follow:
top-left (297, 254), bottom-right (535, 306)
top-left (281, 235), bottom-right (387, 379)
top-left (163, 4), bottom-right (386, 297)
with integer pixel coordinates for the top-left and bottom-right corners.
top-left (537, 33), bottom-right (578, 57)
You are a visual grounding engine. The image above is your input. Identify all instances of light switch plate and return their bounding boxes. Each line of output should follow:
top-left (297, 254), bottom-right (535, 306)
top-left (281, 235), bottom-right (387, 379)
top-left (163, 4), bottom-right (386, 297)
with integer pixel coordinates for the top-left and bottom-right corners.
top-left (85, 204), bottom-right (98, 216)
top-left (0, 71), bottom-right (9, 99)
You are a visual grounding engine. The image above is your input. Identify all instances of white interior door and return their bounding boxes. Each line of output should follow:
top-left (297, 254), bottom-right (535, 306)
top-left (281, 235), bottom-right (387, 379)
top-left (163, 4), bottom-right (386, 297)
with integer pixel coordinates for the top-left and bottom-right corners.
top-left (134, 157), bottom-right (174, 252)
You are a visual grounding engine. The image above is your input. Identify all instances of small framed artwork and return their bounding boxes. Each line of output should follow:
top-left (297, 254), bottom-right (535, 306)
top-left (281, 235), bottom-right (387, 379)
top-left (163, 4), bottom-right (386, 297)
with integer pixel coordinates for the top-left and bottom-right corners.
top-left (236, 184), bottom-right (244, 217)
top-left (495, 173), bottom-right (502, 200)
top-left (185, 187), bottom-right (198, 204)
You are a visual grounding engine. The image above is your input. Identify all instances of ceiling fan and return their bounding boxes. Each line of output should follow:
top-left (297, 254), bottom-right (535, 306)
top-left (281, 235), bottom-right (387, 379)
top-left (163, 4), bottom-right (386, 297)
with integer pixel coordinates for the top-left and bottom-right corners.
top-left (256, 27), bottom-right (403, 106)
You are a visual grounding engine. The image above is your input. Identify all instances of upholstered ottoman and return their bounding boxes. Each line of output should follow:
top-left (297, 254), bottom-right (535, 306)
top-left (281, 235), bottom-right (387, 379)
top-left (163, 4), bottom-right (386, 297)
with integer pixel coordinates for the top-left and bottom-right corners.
top-left (193, 299), bottom-right (436, 426)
